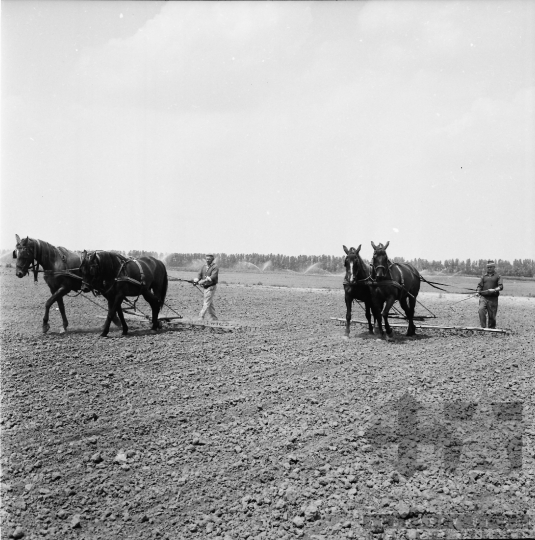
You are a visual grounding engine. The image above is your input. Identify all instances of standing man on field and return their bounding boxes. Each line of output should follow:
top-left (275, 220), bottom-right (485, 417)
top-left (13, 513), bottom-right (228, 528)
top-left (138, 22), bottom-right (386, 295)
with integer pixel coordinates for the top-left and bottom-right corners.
top-left (477, 260), bottom-right (503, 329)
top-left (193, 254), bottom-right (219, 321)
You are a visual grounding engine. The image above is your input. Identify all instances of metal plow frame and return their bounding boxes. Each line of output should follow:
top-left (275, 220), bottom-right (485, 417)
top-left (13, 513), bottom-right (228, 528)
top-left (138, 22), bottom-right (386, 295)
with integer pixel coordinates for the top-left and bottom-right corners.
top-left (352, 298), bottom-right (437, 321)
top-left (330, 317), bottom-right (508, 334)
top-left (121, 309), bottom-right (242, 330)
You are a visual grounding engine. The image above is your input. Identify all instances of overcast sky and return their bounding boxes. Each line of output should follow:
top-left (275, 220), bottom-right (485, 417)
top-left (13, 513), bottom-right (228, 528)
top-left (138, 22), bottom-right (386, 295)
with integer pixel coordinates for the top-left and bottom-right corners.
top-left (2, 1), bottom-right (534, 261)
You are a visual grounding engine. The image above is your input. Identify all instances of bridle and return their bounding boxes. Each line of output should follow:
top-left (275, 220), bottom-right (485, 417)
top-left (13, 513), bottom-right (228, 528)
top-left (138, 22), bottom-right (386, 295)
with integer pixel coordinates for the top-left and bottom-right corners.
top-left (14, 239), bottom-right (40, 278)
top-left (345, 253), bottom-right (375, 285)
top-left (371, 251), bottom-right (394, 281)
top-left (89, 254), bottom-right (100, 277)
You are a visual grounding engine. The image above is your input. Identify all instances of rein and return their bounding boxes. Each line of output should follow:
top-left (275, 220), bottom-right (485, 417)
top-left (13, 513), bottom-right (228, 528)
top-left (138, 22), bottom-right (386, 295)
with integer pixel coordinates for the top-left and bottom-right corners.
top-left (372, 253), bottom-right (476, 294)
top-left (43, 269), bottom-right (83, 280)
top-left (24, 266), bottom-right (82, 280)
top-left (418, 275), bottom-right (477, 293)
top-left (372, 255), bottom-right (478, 297)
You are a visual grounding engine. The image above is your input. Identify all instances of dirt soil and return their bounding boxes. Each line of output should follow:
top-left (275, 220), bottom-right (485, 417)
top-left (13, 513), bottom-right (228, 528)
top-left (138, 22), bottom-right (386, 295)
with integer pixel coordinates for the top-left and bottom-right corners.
top-left (1, 268), bottom-right (534, 540)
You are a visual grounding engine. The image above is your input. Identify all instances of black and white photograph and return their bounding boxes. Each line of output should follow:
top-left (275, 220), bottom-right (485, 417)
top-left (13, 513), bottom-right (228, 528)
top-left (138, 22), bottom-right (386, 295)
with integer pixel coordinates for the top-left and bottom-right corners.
top-left (1, 1), bottom-right (534, 539)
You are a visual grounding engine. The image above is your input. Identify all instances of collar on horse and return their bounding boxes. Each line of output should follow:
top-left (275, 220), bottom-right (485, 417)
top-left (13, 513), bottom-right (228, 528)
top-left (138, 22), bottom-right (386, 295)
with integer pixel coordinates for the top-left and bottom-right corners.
top-left (372, 256), bottom-right (407, 290)
top-left (43, 247), bottom-right (83, 281)
top-left (115, 258), bottom-right (145, 287)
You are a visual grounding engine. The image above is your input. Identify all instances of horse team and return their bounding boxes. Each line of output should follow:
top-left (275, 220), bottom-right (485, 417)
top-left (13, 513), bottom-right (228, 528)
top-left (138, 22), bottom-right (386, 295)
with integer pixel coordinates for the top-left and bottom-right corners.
top-left (13, 234), bottom-right (422, 340)
top-left (13, 235), bottom-right (167, 337)
top-left (342, 241), bottom-right (422, 340)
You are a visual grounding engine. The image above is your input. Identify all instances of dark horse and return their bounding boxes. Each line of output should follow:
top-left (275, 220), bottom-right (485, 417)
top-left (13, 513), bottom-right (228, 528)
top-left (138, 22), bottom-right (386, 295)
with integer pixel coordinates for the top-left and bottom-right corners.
top-left (369, 241), bottom-right (421, 339)
top-left (343, 244), bottom-right (374, 337)
top-left (80, 250), bottom-right (168, 337)
top-left (13, 234), bottom-right (83, 333)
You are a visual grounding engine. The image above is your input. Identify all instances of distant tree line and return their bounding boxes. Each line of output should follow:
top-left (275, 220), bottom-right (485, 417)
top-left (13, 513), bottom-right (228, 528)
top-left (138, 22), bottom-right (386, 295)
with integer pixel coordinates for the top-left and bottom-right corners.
top-left (125, 250), bottom-right (160, 259)
top-left (2, 247), bottom-right (532, 277)
top-left (167, 253), bottom-right (345, 273)
top-left (161, 252), bottom-right (534, 277)
top-left (390, 257), bottom-right (534, 278)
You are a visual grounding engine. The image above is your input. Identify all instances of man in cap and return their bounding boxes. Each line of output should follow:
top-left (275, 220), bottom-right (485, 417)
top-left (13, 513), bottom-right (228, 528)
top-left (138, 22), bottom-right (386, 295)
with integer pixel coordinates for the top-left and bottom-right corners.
top-left (193, 254), bottom-right (219, 320)
top-left (476, 260), bottom-right (503, 329)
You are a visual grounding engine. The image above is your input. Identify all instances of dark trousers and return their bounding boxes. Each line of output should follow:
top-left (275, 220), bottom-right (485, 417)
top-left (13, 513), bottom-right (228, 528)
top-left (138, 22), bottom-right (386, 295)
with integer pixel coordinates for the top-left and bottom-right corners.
top-left (479, 296), bottom-right (499, 328)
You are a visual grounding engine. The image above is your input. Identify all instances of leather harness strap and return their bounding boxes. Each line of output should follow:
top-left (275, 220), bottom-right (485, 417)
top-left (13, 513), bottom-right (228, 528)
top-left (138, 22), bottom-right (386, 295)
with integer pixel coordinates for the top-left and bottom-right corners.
top-left (115, 258), bottom-right (145, 287)
top-left (132, 259), bottom-right (145, 285)
top-left (393, 262), bottom-right (405, 289)
top-left (371, 258), bottom-right (416, 299)
top-left (32, 239), bottom-right (40, 282)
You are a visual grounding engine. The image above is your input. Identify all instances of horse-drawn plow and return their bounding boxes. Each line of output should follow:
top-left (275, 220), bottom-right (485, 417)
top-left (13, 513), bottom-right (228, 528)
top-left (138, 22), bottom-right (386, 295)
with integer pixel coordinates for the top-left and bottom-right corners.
top-left (339, 242), bottom-right (510, 337)
top-left (330, 316), bottom-right (508, 334)
top-left (331, 295), bottom-right (509, 334)
top-left (91, 297), bottom-right (242, 332)
top-left (119, 307), bottom-right (242, 331)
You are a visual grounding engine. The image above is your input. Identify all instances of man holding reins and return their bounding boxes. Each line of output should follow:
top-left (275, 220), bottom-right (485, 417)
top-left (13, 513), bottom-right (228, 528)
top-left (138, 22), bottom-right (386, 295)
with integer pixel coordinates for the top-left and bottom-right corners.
top-left (477, 260), bottom-right (503, 329)
top-left (193, 254), bottom-right (219, 321)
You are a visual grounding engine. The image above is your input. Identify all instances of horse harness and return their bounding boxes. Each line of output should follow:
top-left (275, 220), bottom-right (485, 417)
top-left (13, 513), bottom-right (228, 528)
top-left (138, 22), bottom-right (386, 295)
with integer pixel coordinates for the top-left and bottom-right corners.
top-left (42, 245), bottom-right (83, 281)
top-left (370, 254), bottom-right (461, 295)
top-left (371, 257), bottom-right (415, 298)
top-left (115, 258), bottom-right (146, 287)
top-left (84, 253), bottom-right (146, 296)
top-left (345, 255), bottom-right (405, 288)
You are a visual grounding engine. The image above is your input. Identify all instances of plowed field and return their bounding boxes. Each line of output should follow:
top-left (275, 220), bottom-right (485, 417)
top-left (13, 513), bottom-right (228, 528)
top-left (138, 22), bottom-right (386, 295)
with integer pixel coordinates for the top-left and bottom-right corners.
top-left (1, 268), bottom-right (534, 540)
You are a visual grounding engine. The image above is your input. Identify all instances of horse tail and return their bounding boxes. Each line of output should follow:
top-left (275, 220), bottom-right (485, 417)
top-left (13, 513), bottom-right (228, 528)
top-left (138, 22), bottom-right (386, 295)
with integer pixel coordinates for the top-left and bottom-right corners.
top-left (159, 262), bottom-right (168, 310)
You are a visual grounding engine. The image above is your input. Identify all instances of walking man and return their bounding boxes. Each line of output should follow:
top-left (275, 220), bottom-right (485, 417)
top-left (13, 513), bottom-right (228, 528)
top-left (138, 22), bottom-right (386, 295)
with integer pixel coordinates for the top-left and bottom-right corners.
top-left (193, 254), bottom-right (219, 321)
top-left (477, 260), bottom-right (503, 329)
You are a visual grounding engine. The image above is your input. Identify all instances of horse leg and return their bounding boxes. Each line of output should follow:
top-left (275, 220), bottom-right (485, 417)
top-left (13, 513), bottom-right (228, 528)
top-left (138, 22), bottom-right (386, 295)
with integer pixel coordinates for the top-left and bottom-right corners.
top-left (116, 305), bottom-right (129, 336)
top-left (142, 289), bottom-right (161, 331)
top-left (370, 297), bottom-right (384, 337)
top-left (102, 296), bottom-right (123, 337)
top-left (344, 294), bottom-right (352, 338)
top-left (382, 296), bottom-right (397, 340)
top-left (151, 275), bottom-right (167, 312)
top-left (57, 296), bottom-right (69, 334)
top-left (365, 301), bottom-right (374, 334)
top-left (398, 296), bottom-right (412, 336)
top-left (43, 286), bottom-right (69, 333)
top-left (406, 295), bottom-right (418, 336)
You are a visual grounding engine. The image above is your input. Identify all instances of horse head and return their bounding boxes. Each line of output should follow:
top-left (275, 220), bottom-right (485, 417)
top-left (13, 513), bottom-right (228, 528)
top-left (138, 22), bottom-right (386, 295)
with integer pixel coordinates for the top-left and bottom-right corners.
top-left (343, 244), bottom-right (362, 284)
top-left (371, 240), bottom-right (390, 279)
top-left (14, 234), bottom-right (35, 278)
